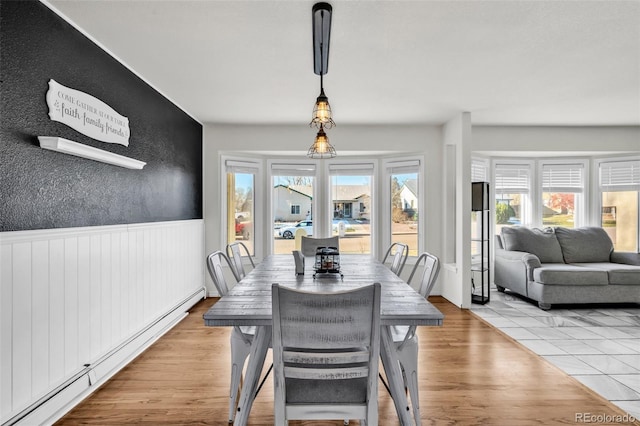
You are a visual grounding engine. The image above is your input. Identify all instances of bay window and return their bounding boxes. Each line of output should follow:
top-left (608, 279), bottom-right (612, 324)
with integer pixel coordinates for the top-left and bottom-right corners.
top-left (599, 159), bottom-right (640, 252)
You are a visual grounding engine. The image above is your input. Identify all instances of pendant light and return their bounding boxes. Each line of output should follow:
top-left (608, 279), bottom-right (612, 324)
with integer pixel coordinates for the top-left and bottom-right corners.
top-left (308, 2), bottom-right (337, 158)
top-left (307, 123), bottom-right (336, 159)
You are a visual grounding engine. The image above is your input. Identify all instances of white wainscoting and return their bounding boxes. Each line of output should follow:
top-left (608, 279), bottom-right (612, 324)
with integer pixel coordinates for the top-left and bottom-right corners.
top-left (0, 220), bottom-right (205, 425)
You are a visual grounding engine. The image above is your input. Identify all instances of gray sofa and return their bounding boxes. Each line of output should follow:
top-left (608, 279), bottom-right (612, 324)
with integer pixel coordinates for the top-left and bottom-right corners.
top-left (494, 226), bottom-right (640, 309)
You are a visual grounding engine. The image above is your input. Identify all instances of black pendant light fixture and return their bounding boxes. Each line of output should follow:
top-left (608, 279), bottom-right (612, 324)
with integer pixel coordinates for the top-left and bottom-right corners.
top-left (307, 2), bottom-right (337, 159)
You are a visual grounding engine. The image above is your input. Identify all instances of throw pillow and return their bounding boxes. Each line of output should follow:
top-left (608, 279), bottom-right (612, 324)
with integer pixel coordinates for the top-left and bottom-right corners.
top-left (554, 227), bottom-right (613, 263)
top-left (501, 226), bottom-right (564, 263)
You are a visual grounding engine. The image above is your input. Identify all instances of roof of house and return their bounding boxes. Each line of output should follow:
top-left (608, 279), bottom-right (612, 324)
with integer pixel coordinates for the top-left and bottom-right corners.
top-left (273, 184), bottom-right (312, 199)
top-left (401, 179), bottom-right (418, 197)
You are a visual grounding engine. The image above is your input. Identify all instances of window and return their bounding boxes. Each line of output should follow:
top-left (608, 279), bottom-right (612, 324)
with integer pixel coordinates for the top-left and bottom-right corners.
top-left (494, 162), bottom-right (531, 233)
top-left (224, 159), bottom-right (259, 255)
top-left (540, 162), bottom-right (586, 228)
top-left (329, 163), bottom-right (374, 254)
top-left (386, 159), bottom-right (421, 256)
top-left (271, 163), bottom-right (315, 254)
top-left (599, 159), bottom-right (640, 251)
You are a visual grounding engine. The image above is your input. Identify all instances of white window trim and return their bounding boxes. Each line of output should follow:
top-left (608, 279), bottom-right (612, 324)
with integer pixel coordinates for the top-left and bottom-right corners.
top-left (537, 159), bottom-right (589, 228)
top-left (324, 159), bottom-right (378, 255)
top-left (220, 155), bottom-right (264, 259)
top-left (268, 159), bottom-right (319, 254)
top-left (492, 159), bottom-right (535, 227)
top-left (382, 156), bottom-right (425, 260)
top-left (593, 155), bottom-right (640, 249)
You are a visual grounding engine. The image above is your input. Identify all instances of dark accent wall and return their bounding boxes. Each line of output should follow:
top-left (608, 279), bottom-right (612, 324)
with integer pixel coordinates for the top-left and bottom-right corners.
top-left (0, 1), bottom-right (203, 232)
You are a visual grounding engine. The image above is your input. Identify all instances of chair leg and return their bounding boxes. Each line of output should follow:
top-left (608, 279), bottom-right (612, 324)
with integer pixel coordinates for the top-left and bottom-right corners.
top-left (228, 361), bottom-right (242, 423)
top-left (407, 368), bottom-right (421, 426)
top-left (397, 338), bottom-right (420, 426)
top-left (228, 333), bottom-right (251, 423)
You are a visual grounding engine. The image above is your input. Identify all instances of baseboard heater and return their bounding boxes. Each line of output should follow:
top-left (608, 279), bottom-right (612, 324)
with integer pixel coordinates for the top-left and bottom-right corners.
top-left (5, 287), bottom-right (206, 426)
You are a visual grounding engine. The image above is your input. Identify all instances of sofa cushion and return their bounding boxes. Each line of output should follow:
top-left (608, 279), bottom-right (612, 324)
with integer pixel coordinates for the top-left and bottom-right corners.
top-left (501, 226), bottom-right (564, 263)
top-left (572, 262), bottom-right (640, 285)
top-left (554, 227), bottom-right (613, 263)
top-left (533, 264), bottom-right (609, 285)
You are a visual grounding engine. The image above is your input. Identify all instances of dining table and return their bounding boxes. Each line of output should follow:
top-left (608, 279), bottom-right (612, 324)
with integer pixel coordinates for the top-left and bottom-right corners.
top-left (203, 253), bottom-right (444, 425)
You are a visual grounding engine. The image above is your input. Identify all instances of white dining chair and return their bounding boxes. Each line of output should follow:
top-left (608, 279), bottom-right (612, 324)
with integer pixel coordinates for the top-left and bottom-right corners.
top-left (388, 251), bottom-right (440, 425)
top-left (206, 250), bottom-right (256, 424)
top-left (300, 235), bottom-right (339, 256)
top-left (381, 242), bottom-right (409, 276)
top-left (271, 283), bottom-right (381, 425)
top-left (226, 241), bottom-right (255, 282)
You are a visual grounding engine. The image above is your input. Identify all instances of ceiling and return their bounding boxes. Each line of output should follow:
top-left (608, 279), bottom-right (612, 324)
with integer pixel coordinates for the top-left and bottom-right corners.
top-left (46, 0), bottom-right (640, 127)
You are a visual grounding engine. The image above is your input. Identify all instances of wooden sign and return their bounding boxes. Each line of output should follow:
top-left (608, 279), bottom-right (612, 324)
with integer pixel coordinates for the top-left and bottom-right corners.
top-left (46, 79), bottom-right (130, 146)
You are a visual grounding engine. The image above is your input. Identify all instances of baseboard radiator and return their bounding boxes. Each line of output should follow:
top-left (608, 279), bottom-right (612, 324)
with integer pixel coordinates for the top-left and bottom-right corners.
top-left (6, 288), bottom-right (205, 426)
top-left (0, 220), bottom-right (205, 425)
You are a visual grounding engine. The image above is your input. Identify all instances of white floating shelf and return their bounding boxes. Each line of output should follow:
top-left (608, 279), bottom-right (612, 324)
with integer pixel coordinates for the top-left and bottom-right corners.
top-left (38, 136), bottom-right (146, 170)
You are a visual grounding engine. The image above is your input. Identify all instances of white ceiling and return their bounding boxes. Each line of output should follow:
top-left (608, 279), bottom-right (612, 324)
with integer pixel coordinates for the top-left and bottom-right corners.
top-left (47, 0), bottom-right (640, 126)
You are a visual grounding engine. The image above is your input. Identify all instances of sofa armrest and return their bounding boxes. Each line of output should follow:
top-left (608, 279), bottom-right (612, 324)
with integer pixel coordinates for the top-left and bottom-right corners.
top-left (495, 248), bottom-right (541, 295)
top-left (498, 250), bottom-right (541, 280)
top-left (611, 251), bottom-right (640, 266)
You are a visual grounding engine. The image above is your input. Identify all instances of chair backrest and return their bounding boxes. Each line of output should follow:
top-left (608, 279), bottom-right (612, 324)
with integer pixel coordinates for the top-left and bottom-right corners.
top-left (300, 235), bottom-right (340, 256)
top-left (408, 252), bottom-right (441, 299)
top-left (206, 251), bottom-right (233, 296)
top-left (271, 283), bottom-right (381, 423)
top-left (226, 241), bottom-right (255, 281)
top-left (382, 242), bottom-right (409, 276)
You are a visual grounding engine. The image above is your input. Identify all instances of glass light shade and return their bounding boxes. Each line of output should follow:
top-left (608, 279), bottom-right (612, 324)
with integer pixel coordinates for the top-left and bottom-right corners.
top-left (310, 89), bottom-right (335, 129)
top-left (307, 126), bottom-right (336, 159)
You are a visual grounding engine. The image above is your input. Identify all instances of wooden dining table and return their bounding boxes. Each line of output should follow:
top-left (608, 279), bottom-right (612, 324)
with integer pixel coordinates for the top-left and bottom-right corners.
top-left (203, 254), bottom-right (444, 425)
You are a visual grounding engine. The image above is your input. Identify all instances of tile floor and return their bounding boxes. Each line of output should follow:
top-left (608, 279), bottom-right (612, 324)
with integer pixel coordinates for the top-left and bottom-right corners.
top-left (470, 288), bottom-right (640, 419)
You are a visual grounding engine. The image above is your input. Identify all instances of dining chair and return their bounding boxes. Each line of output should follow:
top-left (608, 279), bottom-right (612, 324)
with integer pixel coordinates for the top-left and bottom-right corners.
top-left (206, 250), bottom-right (256, 424)
top-left (226, 241), bottom-right (255, 282)
top-left (381, 242), bottom-right (409, 276)
top-left (271, 283), bottom-right (381, 425)
top-left (300, 235), bottom-right (339, 256)
top-left (388, 251), bottom-right (440, 425)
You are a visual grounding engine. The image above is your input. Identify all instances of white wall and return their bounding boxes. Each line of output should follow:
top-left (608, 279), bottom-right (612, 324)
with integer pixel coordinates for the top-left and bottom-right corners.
top-left (441, 113), bottom-right (473, 308)
top-left (472, 126), bottom-right (640, 154)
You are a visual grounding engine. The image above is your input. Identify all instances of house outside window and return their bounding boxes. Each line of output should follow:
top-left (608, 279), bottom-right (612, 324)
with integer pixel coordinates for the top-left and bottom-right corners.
top-left (329, 163), bottom-right (375, 254)
top-left (271, 163), bottom-right (316, 254)
top-left (384, 158), bottom-right (422, 257)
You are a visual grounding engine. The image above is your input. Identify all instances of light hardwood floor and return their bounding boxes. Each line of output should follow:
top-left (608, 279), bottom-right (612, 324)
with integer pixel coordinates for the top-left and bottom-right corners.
top-left (56, 297), bottom-right (636, 425)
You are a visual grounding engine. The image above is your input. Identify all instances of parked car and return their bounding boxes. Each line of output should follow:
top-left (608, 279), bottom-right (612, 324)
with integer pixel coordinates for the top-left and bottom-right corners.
top-left (277, 220), bottom-right (353, 239)
top-left (278, 220), bottom-right (313, 239)
top-left (235, 218), bottom-right (251, 239)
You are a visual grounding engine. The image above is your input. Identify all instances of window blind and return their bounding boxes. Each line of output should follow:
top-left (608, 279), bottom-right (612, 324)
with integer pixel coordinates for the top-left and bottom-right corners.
top-left (271, 163), bottom-right (316, 176)
top-left (600, 160), bottom-right (640, 191)
top-left (386, 159), bottom-right (420, 174)
top-left (542, 163), bottom-right (584, 193)
top-left (471, 158), bottom-right (489, 182)
top-left (329, 163), bottom-right (375, 176)
top-left (225, 159), bottom-right (259, 174)
top-left (494, 164), bottom-right (530, 193)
